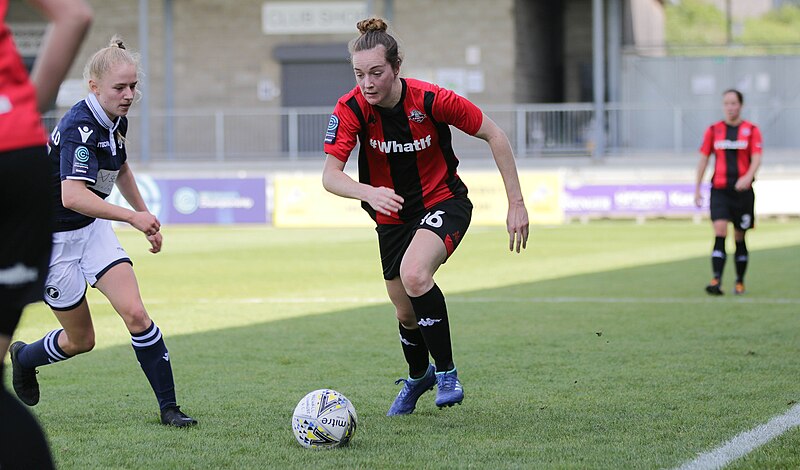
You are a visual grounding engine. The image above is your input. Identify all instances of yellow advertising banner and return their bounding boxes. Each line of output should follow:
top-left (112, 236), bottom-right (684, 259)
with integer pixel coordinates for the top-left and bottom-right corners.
top-left (273, 170), bottom-right (564, 227)
top-left (273, 173), bottom-right (372, 227)
top-left (465, 171), bottom-right (564, 226)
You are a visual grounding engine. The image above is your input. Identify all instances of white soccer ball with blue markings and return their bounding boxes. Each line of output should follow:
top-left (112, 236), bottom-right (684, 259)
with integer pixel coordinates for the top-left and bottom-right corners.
top-left (292, 389), bottom-right (357, 449)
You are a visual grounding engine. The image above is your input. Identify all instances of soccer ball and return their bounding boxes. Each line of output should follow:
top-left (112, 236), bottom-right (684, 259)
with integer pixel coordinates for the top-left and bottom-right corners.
top-left (291, 389), bottom-right (357, 449)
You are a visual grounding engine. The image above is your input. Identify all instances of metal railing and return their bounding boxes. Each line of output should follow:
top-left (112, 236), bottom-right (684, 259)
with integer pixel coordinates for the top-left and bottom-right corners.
top-left (44, 103), bottom-right (800, 163)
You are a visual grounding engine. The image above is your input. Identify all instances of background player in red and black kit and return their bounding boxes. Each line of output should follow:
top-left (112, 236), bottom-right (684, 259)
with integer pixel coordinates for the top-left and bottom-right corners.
top-left (0, 0), bottom-right (91, 468)
top-left (695, 89), bottom-right (762, 296)
top-left (323, 18), bottom-right (529, 416)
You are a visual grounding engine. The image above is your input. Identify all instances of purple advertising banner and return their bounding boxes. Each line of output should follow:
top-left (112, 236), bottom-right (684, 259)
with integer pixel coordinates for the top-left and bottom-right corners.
top-left (160, 178), bottom-right (269, 224)
top-left (564, 183), bottom-right (710, 216)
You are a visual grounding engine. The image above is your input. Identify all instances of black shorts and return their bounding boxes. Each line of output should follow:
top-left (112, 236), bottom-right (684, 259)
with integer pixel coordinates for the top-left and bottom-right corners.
top-left (376, 197), bottom-right (472, 280)
top-left (709, 188), bottom-right (755, 231)
top-left (0, 147), bottom-right (53, 336)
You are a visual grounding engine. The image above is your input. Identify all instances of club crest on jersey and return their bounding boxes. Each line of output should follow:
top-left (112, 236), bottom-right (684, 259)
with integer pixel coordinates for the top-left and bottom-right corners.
top-left (408, 109), bottom-right (426, 123)
top-left (325, 114), bottom-right (339, 144)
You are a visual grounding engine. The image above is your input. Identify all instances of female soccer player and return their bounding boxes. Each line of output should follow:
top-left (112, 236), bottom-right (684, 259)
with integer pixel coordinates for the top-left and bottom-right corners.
top-left (322, 18), bottom-right (530, 416)
top-left (695, 89), bottom-right (762, 296)
top-left (1, 0), bottom-right (91, 467)
top-left (9, 36), bottom-right (197, 427)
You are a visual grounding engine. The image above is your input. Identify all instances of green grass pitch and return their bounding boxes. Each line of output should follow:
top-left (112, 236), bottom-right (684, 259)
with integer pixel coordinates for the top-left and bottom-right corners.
top-left (6, 220), bottom-right (800, 469)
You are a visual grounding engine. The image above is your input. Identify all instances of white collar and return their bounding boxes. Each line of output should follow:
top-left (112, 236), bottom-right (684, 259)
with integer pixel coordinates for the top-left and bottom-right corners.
top-left (84, 93), bottom-right (121, 156)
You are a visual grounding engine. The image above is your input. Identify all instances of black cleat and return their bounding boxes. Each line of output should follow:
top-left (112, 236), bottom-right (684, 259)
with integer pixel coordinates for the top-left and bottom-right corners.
top-left (160, 406), bottom-right (198, 427)
top-left (705, 278), bottom-right (724, 296)
top-left (10, 341), bottom-right (40, 406)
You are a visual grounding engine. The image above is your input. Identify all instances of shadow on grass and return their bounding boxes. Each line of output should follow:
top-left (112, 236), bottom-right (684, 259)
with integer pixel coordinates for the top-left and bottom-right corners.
top-left (14, 245), bottom-right (800, 469)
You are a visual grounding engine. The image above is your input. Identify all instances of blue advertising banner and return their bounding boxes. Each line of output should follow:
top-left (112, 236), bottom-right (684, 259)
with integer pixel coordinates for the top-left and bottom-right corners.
top-left (164, 178), bottom-right (268, 224)
top-left (109, 176), bottom-right (270, 224)
top-left (564, 183), bottom-right (710, 216)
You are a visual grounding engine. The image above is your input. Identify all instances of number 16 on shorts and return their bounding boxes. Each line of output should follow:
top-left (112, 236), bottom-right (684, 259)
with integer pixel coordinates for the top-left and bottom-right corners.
top-left (420, 210), bottom-right (445, 228)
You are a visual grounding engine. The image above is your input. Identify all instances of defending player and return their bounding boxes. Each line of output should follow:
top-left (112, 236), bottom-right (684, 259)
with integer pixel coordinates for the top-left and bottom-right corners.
top-left (322, 18), bottom-right (529, 416)
top-left (1, 0), bottom-right (91, 467)
top-left (695, 89), bottom-right (762, 295)
top-left (9, 36), bottom-right (197, 427)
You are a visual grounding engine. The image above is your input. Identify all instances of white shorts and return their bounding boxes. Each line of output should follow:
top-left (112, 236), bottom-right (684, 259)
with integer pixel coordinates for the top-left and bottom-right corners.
top-left (43, 219), bottom-right (131, 310)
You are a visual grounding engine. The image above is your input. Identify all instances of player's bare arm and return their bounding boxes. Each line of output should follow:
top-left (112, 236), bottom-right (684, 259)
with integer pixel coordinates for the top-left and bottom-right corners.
top-left (474, 114), bottom-right (529, 252)
top-left (695, 153), bottom-right (710, 206)
top-left (735, 152), bottom-right (762, 191)
top-left (115, 163), bottom-right (161, 236)
top-left (322, 154), bottom-right (404, 216)
top-left (61, 178), bottom-right (159, 236)
top-left (28, 0), bottom-right (92, 112)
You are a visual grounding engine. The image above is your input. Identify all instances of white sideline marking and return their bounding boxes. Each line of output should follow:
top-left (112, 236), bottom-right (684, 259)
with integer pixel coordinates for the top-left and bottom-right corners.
top-left (146, 296), bottom-right (800, 305)
top-left (675, 403), bottom-right (800, 470)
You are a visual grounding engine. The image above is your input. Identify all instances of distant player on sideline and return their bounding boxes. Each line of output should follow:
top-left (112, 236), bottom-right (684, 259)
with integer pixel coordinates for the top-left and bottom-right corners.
top-left (9, 36), bottom-right (197, 427)
top-left (1, 0), bottom-right (91, 468)
top-left (695, 89), bottom-right (762, 296)
top-left (322, 18), bottom-right (529, 416)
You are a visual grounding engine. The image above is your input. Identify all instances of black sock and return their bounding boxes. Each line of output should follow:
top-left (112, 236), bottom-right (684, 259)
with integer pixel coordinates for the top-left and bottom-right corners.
top-left (711, 236), bottom-right (727, 280)
top-left (408, 284), bottom-right (454, 373)
top-left (398, 323), bottom-right (430, 378)
top-left (130, 322), bottom-right (177, 410)
top-left (735, 240), bottom-right (748, 282)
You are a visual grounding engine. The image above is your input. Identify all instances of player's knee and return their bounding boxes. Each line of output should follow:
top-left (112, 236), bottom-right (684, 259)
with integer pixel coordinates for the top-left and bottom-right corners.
top-left (121, 306), bottom-right (151, 332)
top-left (399, 267), bottom-right (432, 297)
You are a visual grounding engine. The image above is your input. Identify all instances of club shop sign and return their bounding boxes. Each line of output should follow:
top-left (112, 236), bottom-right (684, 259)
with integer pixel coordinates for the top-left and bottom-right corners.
top-left (262, 2), bottom-right (367, 34)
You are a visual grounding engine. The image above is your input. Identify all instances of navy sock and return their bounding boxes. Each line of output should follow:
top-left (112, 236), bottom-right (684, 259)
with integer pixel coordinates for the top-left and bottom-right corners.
top-left (735, 240), bottom-right (748, 282)
top-left (15, 329), bottom-right (71, 368)
top-left (398, 323), bottom-right (430, 378)
top-left (711, 236), bottom-right (727, 280)
top-left (408, 284), bottom-right (454, 373)
top-left (131, 322), bottom-right (176, 411)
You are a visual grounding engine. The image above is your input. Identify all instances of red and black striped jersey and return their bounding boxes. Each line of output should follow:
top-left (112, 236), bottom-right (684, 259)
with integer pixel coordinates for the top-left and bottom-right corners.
top-left (699, 120), bottom-right (762, 190)
top-left (324, 78), bottom-right (483, 225)
top-left (0, 0), bottom-right (48, 153)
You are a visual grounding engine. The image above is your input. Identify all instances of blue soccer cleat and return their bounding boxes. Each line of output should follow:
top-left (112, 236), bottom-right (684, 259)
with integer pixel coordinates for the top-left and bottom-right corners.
top-left (435, 368), bottom-right (464, 408)
top-left (386, 364), bottom-right (436, 416)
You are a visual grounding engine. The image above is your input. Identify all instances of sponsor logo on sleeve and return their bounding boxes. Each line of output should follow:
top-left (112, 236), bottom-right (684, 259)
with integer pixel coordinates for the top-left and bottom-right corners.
top-left (73, 146), bottom-right (90, 174)
top-left (78, 125), bottom-right (94, 143)
top-left (325, 114), bottom-right (339, 144)
top-left (74, 146), bottom-right (90, 163)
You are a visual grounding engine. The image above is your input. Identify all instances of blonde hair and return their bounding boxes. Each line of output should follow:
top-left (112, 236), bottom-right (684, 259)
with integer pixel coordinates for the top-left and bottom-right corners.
top-left (84, 35), bottom-right (140, 91)
top-left (348, 18), bottom-right (402, 70)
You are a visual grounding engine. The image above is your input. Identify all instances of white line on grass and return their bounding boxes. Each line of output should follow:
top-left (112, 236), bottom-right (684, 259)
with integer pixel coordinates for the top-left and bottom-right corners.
top-left (675, 403), bottom-right (800, 470)
top-left (147, 296), bottom-right (800, 305)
